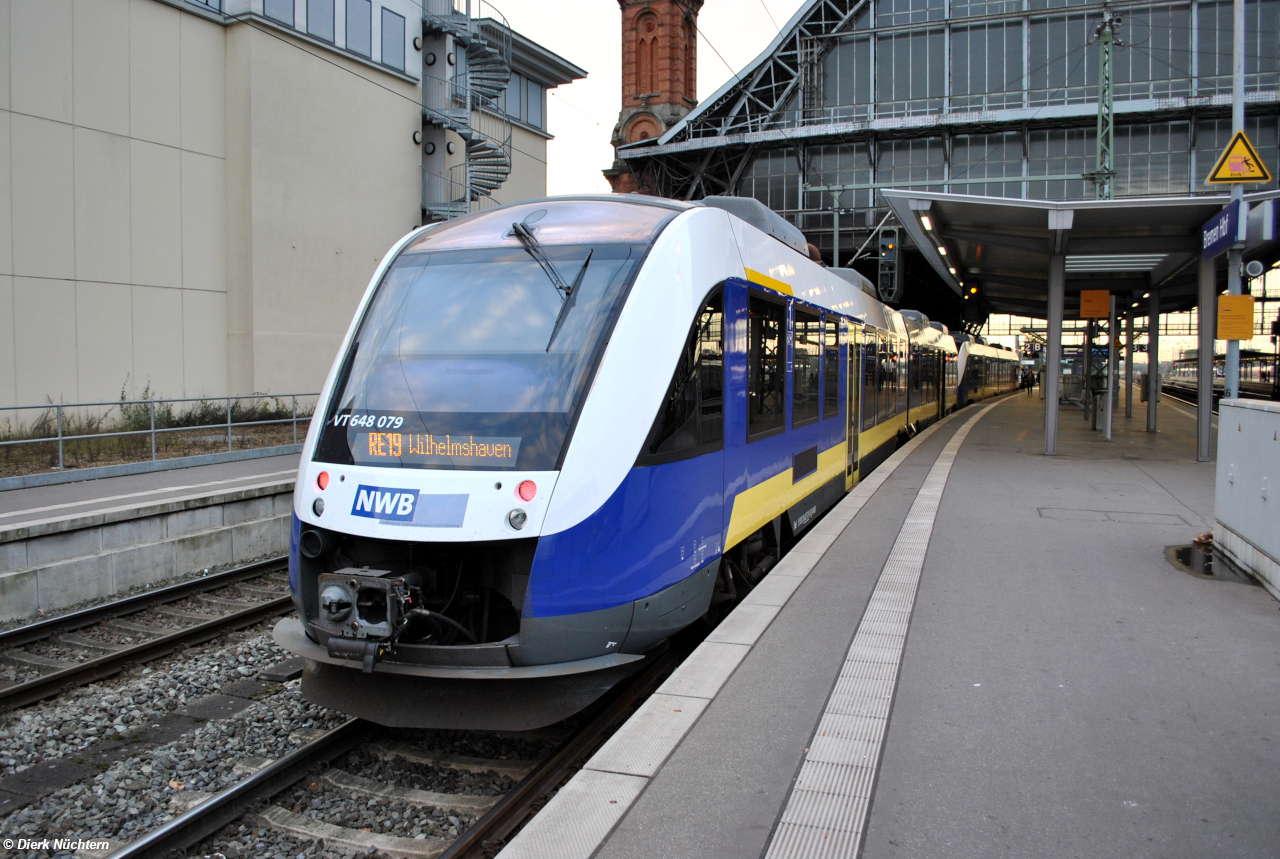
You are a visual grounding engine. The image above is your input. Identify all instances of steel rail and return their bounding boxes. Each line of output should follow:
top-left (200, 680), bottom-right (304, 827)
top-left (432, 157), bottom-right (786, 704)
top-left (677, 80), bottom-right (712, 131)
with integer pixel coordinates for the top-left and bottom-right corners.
top-left (1160, 384), bottom-right (1222, 415)
top-left (104, 718), bottom-right (367, 859)
top-left (0, 594), bottom-right (295, 712)
top-left (0, 556), bottom-right (288, 650)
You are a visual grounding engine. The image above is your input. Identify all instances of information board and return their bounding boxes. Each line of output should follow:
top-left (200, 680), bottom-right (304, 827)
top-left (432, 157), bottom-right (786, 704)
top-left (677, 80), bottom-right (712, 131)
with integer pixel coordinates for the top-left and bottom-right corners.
top-left (1217, 295), bottom-right (1256, 340)
top-left (1079, 290), bottom-right (1111, 318)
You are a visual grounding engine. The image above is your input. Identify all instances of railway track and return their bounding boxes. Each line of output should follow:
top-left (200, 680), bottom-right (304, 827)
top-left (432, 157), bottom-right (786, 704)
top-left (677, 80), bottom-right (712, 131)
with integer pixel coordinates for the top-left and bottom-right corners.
top-left (0, 557), bottom-right (294, 712)
top-left (1161, 385), bottom-right (1218, 414)
top-left (103, 642), bottom-right (689, 859)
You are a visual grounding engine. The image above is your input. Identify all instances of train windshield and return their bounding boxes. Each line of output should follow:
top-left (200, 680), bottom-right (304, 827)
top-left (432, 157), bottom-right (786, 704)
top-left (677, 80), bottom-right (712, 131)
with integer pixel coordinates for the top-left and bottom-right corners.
top-left (314, 201), bottom-right (677, 471)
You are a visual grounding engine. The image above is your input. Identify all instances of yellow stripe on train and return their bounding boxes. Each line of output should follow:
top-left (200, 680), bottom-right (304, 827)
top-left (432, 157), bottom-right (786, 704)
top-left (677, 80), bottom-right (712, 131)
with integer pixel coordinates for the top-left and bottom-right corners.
top-left (725, 441), bottom-right (845, 549)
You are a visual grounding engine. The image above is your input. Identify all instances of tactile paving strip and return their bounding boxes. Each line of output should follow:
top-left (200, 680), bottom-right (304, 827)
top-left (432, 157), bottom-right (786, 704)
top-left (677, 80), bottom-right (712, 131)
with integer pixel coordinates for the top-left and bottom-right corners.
top-left (764, 400), bottom-right (1005, 859)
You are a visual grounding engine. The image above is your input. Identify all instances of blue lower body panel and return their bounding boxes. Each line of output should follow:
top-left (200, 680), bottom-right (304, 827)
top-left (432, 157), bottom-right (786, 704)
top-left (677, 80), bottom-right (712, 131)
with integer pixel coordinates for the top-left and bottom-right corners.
top-left (529, 452), bottom-right (724, 618)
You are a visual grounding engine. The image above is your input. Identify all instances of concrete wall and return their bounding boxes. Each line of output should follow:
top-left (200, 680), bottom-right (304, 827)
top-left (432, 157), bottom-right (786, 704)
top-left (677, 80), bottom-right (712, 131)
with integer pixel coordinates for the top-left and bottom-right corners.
top-left (223, 23), bottom-right (421, 396)
top-left (0, 0), bottom-right (229, 407)
top-left (0, 479), bottom-right (293, 621)
top-left (0, 0), bottom-right (567, 411)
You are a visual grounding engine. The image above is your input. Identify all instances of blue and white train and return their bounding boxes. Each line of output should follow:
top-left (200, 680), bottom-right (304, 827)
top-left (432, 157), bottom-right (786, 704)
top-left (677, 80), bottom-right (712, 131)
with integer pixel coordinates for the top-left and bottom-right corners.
top-left (274, 195), bottom-right (1017, 729)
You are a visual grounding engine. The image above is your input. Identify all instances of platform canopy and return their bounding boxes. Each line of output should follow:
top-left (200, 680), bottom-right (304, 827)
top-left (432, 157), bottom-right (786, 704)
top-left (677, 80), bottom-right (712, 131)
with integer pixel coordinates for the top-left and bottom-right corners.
top-left (880, 189), bottom-right (1280, 318)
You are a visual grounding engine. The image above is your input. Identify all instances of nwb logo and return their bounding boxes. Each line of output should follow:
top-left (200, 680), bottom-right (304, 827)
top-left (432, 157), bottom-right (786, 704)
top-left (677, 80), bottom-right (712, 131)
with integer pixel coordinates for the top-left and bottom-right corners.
top-left (351, 486), bottom-right (419, 521)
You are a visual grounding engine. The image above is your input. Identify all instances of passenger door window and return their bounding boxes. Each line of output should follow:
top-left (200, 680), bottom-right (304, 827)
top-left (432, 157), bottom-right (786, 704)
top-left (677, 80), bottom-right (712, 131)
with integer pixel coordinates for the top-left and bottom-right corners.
top-left (747, 292), bottom-right (786, 440)
top-left (862, 328), bottom-right (876, 431)
top-left (823, 314), bottom-right (839, 420)
top-left (793, 308), bottom-right (821, 428)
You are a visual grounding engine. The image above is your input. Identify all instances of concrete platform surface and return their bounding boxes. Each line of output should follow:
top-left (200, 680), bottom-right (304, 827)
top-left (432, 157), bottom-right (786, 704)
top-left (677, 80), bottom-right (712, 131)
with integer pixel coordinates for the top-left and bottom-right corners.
top-left (0, 453), bottom-right (300, 524)
top-left (500, 392), bottom-right (1278, 859)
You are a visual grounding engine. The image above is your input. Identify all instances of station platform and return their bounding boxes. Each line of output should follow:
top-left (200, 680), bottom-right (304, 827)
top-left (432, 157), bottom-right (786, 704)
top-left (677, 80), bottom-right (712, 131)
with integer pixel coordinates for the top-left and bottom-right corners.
top-left (0, 454), bottom-right (299, 621)
top-left (500, 391), bottom-right (1279, 859)
top-left (0, 453), bottom-right (299, 527)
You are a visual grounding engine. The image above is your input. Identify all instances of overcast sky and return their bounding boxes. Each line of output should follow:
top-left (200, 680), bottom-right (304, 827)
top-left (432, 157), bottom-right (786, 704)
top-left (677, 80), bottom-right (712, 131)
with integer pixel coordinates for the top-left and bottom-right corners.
top-left (493, 0), bottom-right (809, 195)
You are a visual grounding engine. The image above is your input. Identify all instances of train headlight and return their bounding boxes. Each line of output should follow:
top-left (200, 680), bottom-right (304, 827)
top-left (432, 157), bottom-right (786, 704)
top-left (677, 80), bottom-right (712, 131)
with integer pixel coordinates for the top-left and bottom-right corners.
top-left (508, 508), bottom-right (528, 530)
top-left (320, 584), bottom-right (354, 621)
top-left (312, 498), bottom-right (325, 517)
top-left (516, 480), bottom-right (537, 502)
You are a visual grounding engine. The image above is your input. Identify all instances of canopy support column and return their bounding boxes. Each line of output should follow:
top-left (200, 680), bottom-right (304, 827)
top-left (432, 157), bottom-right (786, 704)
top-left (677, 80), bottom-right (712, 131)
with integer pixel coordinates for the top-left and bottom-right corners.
top-left (1147, 289), bottom-right (1160, 433)
top-left (1105, 295), bottom-right (1116, 440)
top-left (1197, 257), bottom-right (1215, 462)
top-left (1124, 309), bottom-right (1134, 418)
top-left (1046, 252), bottom-right (1065, 455)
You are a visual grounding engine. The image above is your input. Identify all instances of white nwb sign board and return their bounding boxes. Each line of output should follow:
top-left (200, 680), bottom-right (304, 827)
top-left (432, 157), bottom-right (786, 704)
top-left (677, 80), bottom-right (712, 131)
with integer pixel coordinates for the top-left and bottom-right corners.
top-left (1215, 398), bottom-right (1280, 600)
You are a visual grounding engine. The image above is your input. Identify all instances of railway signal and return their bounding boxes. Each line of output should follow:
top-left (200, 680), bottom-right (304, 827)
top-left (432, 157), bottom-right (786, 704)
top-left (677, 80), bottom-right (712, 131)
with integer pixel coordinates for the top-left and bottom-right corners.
top-left (877, 228), bottom-right (902, 304)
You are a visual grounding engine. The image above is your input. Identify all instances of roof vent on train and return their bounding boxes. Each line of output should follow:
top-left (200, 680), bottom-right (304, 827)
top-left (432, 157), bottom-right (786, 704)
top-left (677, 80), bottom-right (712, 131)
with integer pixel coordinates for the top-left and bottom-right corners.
top-left (898, 309), bottom-right (931, 333)
top-left (700, 196), bottom-right (810, 257)
top-left (928, 321), bottom-right (949, 334)
top-left (828, 266), bottom-right (879, 298)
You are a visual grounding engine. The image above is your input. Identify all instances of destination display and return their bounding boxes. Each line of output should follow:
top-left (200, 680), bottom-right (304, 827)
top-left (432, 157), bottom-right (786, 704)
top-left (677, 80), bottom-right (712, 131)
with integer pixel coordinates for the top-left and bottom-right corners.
top-left (351, 431), bottom-right (522, 468)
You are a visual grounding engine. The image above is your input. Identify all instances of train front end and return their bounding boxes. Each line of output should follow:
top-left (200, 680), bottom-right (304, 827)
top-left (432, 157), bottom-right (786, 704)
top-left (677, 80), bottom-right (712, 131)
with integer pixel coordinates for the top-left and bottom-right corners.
top-left (274, 198), bottom-right (683, 730)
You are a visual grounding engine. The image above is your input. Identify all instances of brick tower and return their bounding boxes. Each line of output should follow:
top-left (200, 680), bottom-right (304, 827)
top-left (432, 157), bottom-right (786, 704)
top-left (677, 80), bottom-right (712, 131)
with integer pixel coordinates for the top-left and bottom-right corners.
top-left (604, 0), bottom-right (705, 193)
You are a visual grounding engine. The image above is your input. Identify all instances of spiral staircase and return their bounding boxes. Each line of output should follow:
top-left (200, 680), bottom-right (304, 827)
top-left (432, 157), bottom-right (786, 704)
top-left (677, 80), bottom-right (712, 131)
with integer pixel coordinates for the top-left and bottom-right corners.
top-left (421, 2), bottom-right (514, 221)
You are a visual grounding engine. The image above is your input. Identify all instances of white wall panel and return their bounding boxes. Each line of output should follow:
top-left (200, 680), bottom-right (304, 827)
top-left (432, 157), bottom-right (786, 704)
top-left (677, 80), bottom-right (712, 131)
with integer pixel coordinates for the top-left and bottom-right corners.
top-left (131, 284), bottom-right (183, 397)
top-left (0, 275), bottom-right (14, 406)
top-left (74, 127), bottom-right (132, 284)
top-left (11, 114), bottom-right (74, 280)
top-left (181, 151), bottom-right (225, 293)
top-left (10, 0), bottom-right (72, 123)
top-left (72, 0), bottom-right (129, 136)
top-left (0, 0), bottom-right (11, 112)
top-left (129, 0), bottom-right (181, 147)
top-left (182, 288), bottom-right (227, 396)
top-left (180, 13), bottom-right (225, 158)
top-left (0, 111), bottom-right (11, 276)
top-left (13, 276), bottom-right (77, 404)
top-left (75, 280), bottom-right (133, 401)
top-left (129, 139), bottom-right (181, 288)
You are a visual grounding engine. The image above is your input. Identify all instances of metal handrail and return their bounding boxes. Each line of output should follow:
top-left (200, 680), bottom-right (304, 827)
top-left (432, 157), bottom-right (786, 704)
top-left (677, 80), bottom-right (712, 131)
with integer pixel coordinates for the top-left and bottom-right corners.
top-left (0, 393), bottom-right (319, 470)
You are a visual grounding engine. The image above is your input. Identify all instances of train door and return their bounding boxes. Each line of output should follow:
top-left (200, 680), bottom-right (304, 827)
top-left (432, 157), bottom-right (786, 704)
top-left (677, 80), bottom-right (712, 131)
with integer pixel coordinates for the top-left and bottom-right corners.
top-left (846, 322), bottom-right (860, 479)
top-left (942, 348), bottom-right (952, 417)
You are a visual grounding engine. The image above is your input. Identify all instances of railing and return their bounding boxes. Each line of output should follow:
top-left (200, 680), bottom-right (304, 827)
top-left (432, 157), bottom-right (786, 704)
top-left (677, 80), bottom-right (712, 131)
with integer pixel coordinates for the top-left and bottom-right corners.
top-left (422, 0), bottom-right (511, 34)
top-left (423, 167), bottom-right (469, 208)
top-left (0, 394), bottom-right (319, 477)
top-left (423, 74), bottom-right (510, 126)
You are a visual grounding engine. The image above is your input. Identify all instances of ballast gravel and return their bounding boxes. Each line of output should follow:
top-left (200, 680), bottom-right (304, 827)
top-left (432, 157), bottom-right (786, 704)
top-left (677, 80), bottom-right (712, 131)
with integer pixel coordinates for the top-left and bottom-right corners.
top-left (0, 678), bottom-right (344, 858)
top-left (278, 779), bottom-right (481, 839)
top-left (341, 749), bottom-right (516, 796)
top-left (0, 625), bottom-right (281, 776)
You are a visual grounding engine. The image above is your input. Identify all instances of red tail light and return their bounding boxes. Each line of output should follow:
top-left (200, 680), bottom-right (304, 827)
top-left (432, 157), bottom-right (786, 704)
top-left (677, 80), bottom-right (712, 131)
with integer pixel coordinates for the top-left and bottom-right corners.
top-left (517, 480), bottom-right (537, 502)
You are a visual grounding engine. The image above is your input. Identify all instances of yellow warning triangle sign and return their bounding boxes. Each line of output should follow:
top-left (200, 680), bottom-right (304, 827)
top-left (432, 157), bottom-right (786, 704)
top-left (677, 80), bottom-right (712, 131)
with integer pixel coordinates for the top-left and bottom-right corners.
top-left (1206, 131), bottom-right (1272, 184)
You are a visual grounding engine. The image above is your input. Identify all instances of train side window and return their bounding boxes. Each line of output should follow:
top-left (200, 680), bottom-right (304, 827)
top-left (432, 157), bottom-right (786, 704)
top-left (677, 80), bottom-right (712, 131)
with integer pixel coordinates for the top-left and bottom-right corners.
top-left (793, 308), bottom-right (821, 428)
top-left (878, 332), bottom-right (893, 421)
top-left (822, 315), bottom-right (839, 420)
top-left (747, 291), bottom-right (786, 441)
top-left (862, 329), bottom-right (876, 431)
top-left (895, 336), bottom-right (908, 416)
top-left (638, 288), bottom-right (724, 464)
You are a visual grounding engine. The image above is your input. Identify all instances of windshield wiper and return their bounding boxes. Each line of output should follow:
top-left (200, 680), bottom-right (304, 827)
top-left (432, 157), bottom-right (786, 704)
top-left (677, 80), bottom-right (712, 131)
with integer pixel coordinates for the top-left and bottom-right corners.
top-left (546, 250), bottom-right (592, 351)
top-left (512, 222), bottom-right (569, 300)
